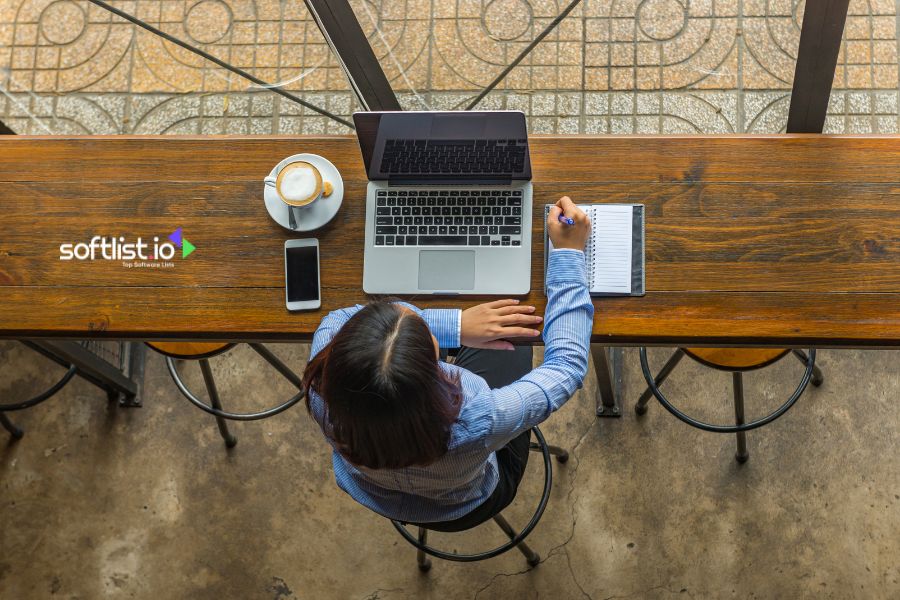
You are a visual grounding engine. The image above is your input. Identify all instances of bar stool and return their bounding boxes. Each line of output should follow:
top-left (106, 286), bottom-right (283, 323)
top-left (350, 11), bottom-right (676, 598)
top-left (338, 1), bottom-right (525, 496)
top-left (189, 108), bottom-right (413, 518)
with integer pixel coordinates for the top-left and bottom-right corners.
top-left (146, 342), bottom-right (306, 448)
top-left (391, 426), bottom-right (568, 571)
top-left (636, 348), bottom-right (824, 463)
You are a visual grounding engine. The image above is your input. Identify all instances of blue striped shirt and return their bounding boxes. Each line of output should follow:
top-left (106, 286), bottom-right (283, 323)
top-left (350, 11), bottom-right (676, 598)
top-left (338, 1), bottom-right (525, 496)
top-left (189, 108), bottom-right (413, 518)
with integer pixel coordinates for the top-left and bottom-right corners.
top-left (308, 249), bottom-right (593, 523)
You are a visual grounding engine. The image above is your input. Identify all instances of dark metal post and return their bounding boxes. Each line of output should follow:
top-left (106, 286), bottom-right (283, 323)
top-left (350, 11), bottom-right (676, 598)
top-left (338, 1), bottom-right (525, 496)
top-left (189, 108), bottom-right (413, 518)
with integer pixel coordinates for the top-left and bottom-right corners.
top-left (592, 345), bottom-right (623, 417)
top-left (732, 372), bottom-right (749, 463)
top-left (416, 527), bottom-right (432, 572)
top-left (793, 350), bottom-right (824, 386)
top-left (198, 359), bottom-right (237, 448)
top-left (122, 342), bottom-right (146, 407)
top-left (302, 0), bottom-right (402, 111)
top-left (786, 0), bottom-right (850, 133)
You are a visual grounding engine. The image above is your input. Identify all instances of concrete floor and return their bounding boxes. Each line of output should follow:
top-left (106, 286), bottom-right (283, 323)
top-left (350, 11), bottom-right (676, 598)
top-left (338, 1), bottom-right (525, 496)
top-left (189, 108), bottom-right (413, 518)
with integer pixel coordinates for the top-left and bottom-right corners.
top-left (0, 342), bottom-right (898, 599)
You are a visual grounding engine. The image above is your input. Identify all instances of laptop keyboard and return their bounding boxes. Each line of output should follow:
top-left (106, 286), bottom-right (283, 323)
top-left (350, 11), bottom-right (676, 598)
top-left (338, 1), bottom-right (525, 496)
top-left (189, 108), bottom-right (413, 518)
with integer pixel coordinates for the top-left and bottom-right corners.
top-left (374, 189), bottom-right (524, 247)
top-left (379, 139), bottom-right (528, 175)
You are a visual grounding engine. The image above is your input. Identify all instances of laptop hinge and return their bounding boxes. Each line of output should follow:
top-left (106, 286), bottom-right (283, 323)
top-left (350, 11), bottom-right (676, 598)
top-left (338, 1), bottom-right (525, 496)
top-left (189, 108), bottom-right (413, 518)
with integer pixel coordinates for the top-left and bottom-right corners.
top-left (386, 178), bottom-right (515, 187)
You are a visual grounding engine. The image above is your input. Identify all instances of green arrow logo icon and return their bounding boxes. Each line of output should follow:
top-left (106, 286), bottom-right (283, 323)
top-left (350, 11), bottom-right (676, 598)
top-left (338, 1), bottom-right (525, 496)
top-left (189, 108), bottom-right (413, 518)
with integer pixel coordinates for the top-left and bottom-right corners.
top-left (168, 227), bottom-right (196, 259)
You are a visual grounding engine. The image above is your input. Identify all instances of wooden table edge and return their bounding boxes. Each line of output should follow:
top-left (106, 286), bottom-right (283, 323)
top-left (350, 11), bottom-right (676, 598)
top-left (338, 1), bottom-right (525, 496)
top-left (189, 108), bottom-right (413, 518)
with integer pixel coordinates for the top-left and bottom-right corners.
top-left (4, 133), bottom-right (900, 143)
top-left (2, 332), bottom-right (898, 349)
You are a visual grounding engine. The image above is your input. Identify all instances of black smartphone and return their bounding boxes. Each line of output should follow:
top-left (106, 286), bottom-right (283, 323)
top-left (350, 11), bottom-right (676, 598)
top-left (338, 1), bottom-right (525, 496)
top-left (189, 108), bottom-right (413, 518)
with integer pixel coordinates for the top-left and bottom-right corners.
top-left (284, 239), bottom-right (321, 311)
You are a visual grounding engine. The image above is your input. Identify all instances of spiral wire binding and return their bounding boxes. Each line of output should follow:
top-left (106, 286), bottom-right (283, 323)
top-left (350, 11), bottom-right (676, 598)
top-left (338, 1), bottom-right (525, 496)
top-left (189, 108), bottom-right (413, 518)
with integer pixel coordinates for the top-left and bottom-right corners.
top-left (586, 206), bottom-right (597, 287)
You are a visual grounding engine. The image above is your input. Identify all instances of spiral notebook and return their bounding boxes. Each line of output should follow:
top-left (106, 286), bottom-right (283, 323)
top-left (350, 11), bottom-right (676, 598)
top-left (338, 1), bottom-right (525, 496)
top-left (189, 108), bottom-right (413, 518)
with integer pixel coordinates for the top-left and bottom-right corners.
top-left (544, 204), bottom-right (645, 297)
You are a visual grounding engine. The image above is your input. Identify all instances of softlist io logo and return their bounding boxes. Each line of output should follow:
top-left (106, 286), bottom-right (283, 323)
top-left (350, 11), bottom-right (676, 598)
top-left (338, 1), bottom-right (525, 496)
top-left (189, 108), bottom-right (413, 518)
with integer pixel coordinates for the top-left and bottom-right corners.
top-left (167, 227), bottom-right (196, 259)
top-left (60, 227), bottom-right (195, 264)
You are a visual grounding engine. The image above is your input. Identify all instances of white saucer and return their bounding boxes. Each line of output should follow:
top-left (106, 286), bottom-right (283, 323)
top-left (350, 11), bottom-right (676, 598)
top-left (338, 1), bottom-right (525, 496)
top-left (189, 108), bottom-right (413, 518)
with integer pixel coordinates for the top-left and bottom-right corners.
top-left (264, 153), bottom-right (344, 232)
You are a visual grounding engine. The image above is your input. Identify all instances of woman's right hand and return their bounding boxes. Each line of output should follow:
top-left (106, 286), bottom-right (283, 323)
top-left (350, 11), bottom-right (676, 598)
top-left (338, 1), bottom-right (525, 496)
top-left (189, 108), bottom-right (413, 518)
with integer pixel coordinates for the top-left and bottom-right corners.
top-left (548, 196), bottom-right (590, 251)
top-left (461, 300), bottom-right (542, 350)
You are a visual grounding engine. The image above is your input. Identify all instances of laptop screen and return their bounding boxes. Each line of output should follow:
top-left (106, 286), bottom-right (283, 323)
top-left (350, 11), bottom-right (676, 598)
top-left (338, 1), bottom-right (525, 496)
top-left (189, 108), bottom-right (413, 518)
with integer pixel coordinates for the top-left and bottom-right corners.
top-left (353, 111), bottom-right (532, 183)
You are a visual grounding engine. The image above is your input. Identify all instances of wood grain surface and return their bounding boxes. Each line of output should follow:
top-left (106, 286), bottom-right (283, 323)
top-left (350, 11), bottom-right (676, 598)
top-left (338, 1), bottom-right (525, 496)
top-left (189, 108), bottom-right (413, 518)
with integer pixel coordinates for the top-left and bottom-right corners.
top-left (1, 135), bottom-right (898, 347)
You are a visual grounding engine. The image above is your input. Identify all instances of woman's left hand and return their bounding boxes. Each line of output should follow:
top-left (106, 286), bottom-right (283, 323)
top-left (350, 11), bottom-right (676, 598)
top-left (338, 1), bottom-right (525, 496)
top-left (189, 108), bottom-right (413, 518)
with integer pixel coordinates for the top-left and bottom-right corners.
top-left (460, 300), bottom-right (542, 350)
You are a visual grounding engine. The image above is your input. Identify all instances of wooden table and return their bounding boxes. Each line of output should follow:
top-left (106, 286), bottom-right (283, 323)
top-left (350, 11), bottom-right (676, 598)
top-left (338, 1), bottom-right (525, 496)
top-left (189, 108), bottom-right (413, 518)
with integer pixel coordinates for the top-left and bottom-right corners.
top-left (1, 135), bottom-right (899, 414)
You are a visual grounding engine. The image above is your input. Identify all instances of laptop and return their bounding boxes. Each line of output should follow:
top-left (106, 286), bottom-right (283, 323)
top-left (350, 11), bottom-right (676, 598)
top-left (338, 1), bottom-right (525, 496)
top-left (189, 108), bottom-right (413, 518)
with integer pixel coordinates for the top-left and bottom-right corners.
top-left (353, 111), bottom-right (533, 295)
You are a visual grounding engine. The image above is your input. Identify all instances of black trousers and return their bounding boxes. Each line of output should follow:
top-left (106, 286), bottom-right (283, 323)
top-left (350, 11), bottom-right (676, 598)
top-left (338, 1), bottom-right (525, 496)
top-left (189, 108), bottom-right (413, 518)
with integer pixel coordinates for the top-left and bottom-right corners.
top-left (413, 345), bottom-right (534, 533)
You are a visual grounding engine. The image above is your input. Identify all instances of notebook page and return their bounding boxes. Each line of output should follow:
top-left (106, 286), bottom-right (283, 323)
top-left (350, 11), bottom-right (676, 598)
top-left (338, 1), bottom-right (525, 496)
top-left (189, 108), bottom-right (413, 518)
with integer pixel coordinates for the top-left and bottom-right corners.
top-left (585, 204), bottom-right (633, 294)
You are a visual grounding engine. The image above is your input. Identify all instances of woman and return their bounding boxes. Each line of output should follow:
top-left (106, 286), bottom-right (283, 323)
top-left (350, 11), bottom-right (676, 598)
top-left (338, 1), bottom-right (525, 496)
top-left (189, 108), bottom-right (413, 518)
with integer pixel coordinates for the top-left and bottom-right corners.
top-left (304, 197), bottom-right (593, 530)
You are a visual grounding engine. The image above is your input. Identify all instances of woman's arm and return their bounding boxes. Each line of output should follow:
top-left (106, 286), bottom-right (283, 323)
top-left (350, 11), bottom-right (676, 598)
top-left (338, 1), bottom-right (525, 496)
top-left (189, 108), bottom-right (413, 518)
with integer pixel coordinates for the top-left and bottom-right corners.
top-left (480, 197), bottom-right (594, 449)
top-left (416, 308), bottom-right (461, 349)
top-left (481, 248), bottom-right (593, 449)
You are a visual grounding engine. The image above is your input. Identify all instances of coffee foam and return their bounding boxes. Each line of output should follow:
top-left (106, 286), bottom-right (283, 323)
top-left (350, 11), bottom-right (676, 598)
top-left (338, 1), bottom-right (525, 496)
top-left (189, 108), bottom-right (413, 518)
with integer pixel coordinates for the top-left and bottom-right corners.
top-left (279, 164), bottom-right (319, 202)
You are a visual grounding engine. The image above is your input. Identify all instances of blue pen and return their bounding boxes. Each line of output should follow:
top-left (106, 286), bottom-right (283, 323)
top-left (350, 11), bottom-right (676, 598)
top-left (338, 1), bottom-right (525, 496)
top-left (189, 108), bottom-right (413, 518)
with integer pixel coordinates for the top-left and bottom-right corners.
top-left (557, 214), bottom-right (575, 226)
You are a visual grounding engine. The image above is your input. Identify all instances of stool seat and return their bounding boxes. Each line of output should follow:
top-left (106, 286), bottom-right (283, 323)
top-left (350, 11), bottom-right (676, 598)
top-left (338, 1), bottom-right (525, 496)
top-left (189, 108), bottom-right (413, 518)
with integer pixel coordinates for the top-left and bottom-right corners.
top-left (146, 342), bottom-right (234, 360)
top-left (683, 347), bottom-right (789, 371)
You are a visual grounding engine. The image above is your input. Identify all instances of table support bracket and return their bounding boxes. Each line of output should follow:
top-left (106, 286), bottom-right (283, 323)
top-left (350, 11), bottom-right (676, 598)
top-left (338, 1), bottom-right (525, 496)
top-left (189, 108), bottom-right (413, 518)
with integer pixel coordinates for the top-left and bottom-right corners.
top-left (23, 341), bottom-right (144, 407)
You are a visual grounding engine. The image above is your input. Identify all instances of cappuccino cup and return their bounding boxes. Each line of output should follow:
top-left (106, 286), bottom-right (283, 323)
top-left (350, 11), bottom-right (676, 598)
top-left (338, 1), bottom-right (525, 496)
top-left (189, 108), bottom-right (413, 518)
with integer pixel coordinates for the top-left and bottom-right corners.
top-left (265, 160), bottom-right (334, 207)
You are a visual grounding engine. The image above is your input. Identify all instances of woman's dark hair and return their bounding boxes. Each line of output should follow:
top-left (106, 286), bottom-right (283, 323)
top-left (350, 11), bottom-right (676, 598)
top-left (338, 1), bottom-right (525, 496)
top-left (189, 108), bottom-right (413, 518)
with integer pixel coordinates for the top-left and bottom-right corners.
top-left (304, 302), bottom-right (461, 470)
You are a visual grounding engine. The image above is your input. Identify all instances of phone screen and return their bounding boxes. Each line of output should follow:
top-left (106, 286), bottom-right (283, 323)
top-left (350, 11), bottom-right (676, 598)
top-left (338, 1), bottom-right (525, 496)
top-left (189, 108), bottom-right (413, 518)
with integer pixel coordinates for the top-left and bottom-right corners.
top-left (286, 245), bottom-right (319, 302)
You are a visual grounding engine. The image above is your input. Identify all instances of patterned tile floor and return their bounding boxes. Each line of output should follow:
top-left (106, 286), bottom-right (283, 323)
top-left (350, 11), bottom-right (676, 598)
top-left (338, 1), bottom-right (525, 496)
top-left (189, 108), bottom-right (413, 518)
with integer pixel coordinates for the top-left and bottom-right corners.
top-left (0, 0), bottom-right (898, 134)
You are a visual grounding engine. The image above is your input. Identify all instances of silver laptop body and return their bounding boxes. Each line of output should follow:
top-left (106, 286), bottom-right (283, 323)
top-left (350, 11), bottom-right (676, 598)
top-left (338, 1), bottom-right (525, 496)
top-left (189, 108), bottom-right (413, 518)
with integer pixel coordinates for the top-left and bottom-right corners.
top-left (354, 111), bottom-right (533, 295)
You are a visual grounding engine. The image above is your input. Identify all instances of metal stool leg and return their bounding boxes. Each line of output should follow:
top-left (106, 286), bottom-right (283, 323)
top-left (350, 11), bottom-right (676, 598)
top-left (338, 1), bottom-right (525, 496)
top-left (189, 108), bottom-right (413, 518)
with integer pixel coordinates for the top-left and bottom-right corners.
top-left (1, 412), bottom-right (24, 439)
top-left (546, 444), bottom-right (569, 463)
top-left (732, 372), bottom-right (749, 463)
top-left (248, 344), bottom-right (303, 389)
top-left (792, 350), bottom-right (824, 387)
top-left (416, 527), bottom-right (432, 572)
top-left (493, 513), bottom-right (540, 567)
top-left (530, 442), bottom-right (569, 463)
top-left (198, 359), bottom-right (237, 448)
top-left (636, 349), bottom-right (685, 415)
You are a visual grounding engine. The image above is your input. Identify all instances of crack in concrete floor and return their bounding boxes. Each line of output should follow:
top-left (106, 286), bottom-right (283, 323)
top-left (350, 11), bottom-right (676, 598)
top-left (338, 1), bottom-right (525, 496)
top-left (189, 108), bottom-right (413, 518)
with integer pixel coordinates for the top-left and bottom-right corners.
top-left (473, 416), bottom-right (598, 600)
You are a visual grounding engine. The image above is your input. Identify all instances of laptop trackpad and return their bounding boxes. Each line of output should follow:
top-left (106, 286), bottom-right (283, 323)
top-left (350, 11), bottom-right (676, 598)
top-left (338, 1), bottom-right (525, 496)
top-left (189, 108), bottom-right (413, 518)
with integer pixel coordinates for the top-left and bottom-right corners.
top-left (418, 251), bottom-right (475, 291)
